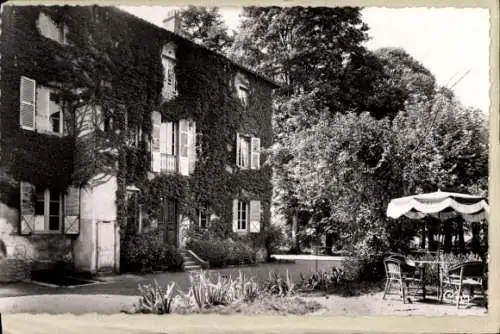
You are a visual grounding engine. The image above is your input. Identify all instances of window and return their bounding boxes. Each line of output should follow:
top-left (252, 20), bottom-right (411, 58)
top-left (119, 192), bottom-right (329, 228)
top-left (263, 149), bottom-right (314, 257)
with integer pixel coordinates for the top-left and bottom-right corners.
top-left (49, 93), bottom-right (63, 134)
top-left (237, 200), bottom-right (248, 231)
top-left (236, 134), bottom-right (260, 170)
top-left (161, 55), bottom-right (177, 100)
top-left (237, 135), bottom-right (251, 169)
top-left (104, 115), bottom-right (114, 133)
top-left (37, 13), bottom-right (67, 45)
top-left (234, 73), bottom-right (250, 107)
top-left (237, 85), bottom-right (249, 107)
top-left (20, 77), bottom-right (64, 135)
top-left (34, 188), bottom-right (62, 232)
top-left (198, 204), bottom-right (210, 229)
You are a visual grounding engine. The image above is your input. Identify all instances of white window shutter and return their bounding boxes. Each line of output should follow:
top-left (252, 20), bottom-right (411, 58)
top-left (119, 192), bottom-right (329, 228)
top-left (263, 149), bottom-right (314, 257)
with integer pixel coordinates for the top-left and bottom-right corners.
top-left (250, 137), bottom-right (261, 169)
top-left (20, 182), bottom-right (35, 235)
top-left (249, 200), bottom-right (261, 233)
top-left (20, 76), bottom-right (36, 130)
top-left (159, 122), bottom-right (167, 154)
top-left (165, 122), bottom-right (173, 155)
top-left (235, 133), bottom-right (240, 166)
top-left (232, 199), bottom-right (238, 232)
top-left (188, 121), bottom-right (196, 174)
top-left (35, 86), bottom-right (50, 132)
top-left (151, 111), bottom-right (161, 172)
top-left (64, 186), bottom-right (80, 234)
top-left (178, 120), bottom-right (189, 175)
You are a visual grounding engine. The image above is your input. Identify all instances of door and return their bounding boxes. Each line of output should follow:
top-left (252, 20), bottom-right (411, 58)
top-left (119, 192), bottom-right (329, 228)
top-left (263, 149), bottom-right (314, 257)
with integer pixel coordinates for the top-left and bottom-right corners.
top-left (162, 198), bottom-right (178, 247)
top-left (97, 220), bottom-right (116, 272)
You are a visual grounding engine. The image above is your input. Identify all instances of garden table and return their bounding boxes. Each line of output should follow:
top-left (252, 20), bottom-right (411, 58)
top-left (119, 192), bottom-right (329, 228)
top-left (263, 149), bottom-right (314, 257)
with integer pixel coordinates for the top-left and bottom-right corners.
top-left (411, 260), bottom-right (446, 301)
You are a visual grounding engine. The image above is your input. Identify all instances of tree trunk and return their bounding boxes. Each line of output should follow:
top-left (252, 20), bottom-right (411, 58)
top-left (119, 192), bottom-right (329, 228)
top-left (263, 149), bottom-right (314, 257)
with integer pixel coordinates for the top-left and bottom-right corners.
top-left (443, 220), bottom-right (453, 253)
top-left (325, 232), bottom-right (334, 255)
top-left (290, 211), bottom-right (300, 253)
top-left (427, 220), bottom-right (436, 252)
top-left (420, 224), bottom-right (426, 249)
top-left (471, 223), bottom-right (480, 255)
top-left (457, 218), bottom-right (465, 254)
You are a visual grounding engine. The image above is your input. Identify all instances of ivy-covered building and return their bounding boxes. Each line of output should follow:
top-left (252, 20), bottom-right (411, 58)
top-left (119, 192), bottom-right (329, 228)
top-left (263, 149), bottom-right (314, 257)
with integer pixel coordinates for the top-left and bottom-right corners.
top-left (0, 5), bottom-right (277, 275)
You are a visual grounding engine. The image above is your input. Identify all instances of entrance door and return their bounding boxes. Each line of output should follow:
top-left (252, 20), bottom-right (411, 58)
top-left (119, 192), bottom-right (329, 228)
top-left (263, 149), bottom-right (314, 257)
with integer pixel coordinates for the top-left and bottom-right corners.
top-left (97, 220), bottom-right (116, 272)
top-left (162, 198), bottom-right (178, 247)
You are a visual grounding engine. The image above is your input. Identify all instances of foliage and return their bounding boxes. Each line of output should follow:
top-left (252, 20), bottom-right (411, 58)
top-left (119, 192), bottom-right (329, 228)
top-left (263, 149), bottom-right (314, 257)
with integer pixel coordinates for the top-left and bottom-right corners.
top-left (297, 267), bottom-right (346, 292)
top-left (341, 253), bottom-right (386, 282)
top-left (137, 280), bottom-right (176, 314)
top-left (186, 236), bottom-right (256, 267)
top-left (120, 231), bottom-right (184, 273)
top-left (262, 270), bottom-right (295, 297)
top-left (178, 6), bottom-right (234, 55)
top-left (2, 6), bottom-right (274, 248)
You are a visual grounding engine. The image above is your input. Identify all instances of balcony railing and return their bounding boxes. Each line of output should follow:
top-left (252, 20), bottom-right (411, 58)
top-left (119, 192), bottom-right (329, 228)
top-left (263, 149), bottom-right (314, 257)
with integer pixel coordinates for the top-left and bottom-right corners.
top-left (161, 153), bottom-right (177, 173)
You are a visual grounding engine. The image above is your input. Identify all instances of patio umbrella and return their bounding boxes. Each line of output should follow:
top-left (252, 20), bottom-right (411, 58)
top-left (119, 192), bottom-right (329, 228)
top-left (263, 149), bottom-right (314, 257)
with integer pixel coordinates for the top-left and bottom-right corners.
top-left (386, 190), bottom-right (489, 223)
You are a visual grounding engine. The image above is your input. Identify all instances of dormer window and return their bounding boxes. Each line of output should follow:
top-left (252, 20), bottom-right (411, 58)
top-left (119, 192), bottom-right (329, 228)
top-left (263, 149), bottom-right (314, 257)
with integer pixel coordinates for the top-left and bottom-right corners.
top-left (234, 72), bottom-right (250, 107)
top-left (161, 43), bottom-right (177, 100)
top-left (237, 85), bottom-right (249, 107)
top-left (37, 12), bottom-right (68, 45)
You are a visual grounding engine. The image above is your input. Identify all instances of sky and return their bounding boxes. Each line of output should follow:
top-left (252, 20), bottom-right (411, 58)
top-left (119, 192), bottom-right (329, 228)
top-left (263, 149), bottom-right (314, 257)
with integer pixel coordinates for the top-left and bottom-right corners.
top-left (120, 6), bottom-right (491, 113)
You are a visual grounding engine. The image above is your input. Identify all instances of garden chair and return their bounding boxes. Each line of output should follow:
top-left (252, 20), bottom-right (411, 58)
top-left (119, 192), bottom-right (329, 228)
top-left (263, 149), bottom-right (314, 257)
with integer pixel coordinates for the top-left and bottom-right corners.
top-left (382, 257), bottom-right (422, 303)
top-left (441, 261), bottom-right (487, 309)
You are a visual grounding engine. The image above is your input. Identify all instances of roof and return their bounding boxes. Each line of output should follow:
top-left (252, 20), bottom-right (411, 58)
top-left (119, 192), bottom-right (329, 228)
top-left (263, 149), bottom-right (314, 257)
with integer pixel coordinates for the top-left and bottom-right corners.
top-left (112, 7), bottom-right (280, 89)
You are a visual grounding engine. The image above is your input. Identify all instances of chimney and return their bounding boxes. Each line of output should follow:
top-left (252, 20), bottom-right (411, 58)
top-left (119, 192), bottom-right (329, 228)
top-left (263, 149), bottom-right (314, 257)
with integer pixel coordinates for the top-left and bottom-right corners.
top-left (162, 9), bottom-right (181, 34)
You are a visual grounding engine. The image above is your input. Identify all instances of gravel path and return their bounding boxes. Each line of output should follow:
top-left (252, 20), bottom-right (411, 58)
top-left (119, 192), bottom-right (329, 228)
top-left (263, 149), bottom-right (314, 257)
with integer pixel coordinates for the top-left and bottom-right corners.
top-left (0, 292), bottom-right (486, 316)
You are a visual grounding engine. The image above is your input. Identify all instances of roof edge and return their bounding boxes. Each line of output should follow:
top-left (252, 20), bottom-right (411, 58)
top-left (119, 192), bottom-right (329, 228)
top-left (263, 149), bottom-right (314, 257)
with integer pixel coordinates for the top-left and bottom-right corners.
top-left (112, 6), bottom-right (281, 89)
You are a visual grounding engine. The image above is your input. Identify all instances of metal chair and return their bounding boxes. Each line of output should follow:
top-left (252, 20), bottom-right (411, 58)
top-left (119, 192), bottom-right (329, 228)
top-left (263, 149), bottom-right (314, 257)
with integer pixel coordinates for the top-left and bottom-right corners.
top-left (382, 257), bottom-right (422, 303)
top-left (441, 261), bottom-right (487, 309)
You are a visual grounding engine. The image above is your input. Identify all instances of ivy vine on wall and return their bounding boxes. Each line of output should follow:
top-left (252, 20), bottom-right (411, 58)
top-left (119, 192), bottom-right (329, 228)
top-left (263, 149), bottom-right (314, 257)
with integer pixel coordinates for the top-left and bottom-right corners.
top-left (1, 5), bottom-right (276, 247)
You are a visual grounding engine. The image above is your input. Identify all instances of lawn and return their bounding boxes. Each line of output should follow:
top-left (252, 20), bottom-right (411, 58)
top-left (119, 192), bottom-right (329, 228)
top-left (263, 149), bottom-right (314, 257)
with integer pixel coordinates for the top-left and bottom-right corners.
top-left (0, 259), bottom-right (344, 298)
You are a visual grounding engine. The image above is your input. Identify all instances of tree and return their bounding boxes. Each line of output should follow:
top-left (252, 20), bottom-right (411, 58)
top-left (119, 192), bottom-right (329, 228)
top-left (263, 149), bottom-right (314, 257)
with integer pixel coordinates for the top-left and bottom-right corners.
top-left (178, 6), bottom-right (234, 55)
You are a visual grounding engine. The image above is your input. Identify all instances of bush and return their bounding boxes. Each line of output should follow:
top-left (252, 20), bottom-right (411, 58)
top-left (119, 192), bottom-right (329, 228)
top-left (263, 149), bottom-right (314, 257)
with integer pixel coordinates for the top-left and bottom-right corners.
top-left (121, 231), bottom-right (184, 273)
top-left (186, 236), bottom-right (256, 268)
top-left (297, 267), bottom-right (346, 292)
top-left (341, 254), bottom-right (385, 282)
top-left (262, 270), bottom-right (295, 297)
top-left (137, 280), bottom-right (176, 314)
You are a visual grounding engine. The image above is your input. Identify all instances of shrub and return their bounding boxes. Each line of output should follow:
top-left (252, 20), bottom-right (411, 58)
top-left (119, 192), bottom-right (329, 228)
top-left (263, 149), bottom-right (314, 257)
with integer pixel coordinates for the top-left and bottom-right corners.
top-left (121, 231), bottom-right (184, 273)
top-left (263, 270), bottom-right (295, 297)
top-left (298, 267), bottom-right (346, 292)
top-left (137, 280), bottom-right (176, 314)
top-left (186, 236), bottom-right (256, 268)
top-left (341, 253), bottom-right (385, 282)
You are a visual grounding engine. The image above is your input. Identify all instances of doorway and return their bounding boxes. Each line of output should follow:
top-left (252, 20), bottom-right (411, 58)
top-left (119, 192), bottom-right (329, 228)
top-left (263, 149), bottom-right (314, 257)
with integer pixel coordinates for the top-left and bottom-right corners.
top-left (162, 198), bottom-right (179, 248)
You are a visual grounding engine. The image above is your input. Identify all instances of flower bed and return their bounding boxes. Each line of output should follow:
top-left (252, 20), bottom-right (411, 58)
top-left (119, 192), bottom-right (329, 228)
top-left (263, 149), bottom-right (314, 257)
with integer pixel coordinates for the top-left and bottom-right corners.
top-left (131, 270), bottom-right (323, 316)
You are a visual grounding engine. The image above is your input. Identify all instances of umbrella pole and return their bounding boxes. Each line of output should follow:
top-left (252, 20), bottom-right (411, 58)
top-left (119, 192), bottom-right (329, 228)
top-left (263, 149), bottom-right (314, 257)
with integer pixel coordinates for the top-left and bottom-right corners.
top-left (421, 224), bottom-right (426, 250)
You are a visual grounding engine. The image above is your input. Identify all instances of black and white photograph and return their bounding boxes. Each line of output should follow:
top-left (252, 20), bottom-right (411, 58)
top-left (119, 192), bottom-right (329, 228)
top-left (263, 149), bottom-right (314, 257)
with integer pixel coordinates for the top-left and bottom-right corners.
top-left (0, 1), bottom-right (496, 332)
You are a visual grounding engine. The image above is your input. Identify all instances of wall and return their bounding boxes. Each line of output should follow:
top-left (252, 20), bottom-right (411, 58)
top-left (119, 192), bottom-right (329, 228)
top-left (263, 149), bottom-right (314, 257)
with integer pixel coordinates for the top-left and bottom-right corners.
top-left (0, 196), bottom-right (73, 270)
top-left (74, 176), bottom-right (118, 274)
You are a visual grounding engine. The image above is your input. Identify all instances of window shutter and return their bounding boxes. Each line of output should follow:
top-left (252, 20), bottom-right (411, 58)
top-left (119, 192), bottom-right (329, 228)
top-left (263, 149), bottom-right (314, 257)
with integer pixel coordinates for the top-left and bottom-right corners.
top-left (20, 182), bottom-right (35, 235)
top-left (235, 133), bottom-right (240, 166)
top-left (35, 86), bottom-right (50, 132)
top-left (64, 186), bottom-right (80, 234)
top-left (178, 120), bottom-right (189, 175)
top-left (249, 200), bottom-right (261, 233)
top-left (165, 122), bottom-right (173, 155)
top-left (250, 137), bottom-right (261, 169)
top-left (151, 111), bottom-right (161, 172)
top-left (159, 122), bottom-right (167, 154)
top-left (188, 121), bottom-right (196, 174)
top-left (232, 199), bottom-right (238, 232)
top-left (20, 76), bottom-right (36, 130)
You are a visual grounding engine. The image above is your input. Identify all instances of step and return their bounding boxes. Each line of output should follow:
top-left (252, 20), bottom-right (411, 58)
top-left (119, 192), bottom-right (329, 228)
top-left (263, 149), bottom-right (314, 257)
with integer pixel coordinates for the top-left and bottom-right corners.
top-left (183, 260), bottom-right (197, 266)
top-left (184, 265), bottom-right (202, 271)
